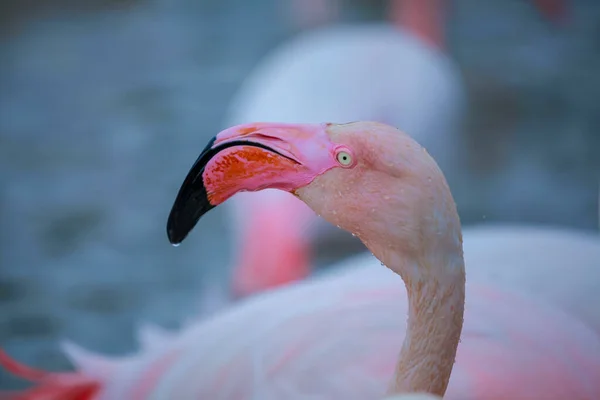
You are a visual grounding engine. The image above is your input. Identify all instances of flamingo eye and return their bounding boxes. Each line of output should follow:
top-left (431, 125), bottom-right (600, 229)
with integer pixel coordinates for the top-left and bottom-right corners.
top-left (335, 149), bottom-right (353, 167)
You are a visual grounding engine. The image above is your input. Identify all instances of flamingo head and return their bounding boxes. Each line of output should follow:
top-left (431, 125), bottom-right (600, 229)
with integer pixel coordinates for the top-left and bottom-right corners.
top-left (167, 121), bottom-right (462, 278)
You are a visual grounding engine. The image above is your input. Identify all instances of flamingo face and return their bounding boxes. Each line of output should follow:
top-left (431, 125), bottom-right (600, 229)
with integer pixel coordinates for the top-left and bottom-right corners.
top-left (167, 122), bottom-right (357, 245)
top-left (168, 121), bottom-right (461, 281)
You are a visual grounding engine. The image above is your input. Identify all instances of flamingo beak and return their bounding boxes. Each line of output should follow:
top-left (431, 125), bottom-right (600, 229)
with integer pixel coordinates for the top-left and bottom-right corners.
top-left (166, 122), bottom-right (338, 245)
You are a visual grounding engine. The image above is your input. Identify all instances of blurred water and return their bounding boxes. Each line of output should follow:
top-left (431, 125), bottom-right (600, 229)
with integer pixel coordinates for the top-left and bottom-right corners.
top-left (0, 0), bottom-right (599, 389)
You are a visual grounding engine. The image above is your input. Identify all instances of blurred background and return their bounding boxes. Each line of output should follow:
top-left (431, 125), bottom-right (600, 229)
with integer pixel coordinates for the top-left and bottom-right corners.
top-left (0, 0), bottom-right (599, 390)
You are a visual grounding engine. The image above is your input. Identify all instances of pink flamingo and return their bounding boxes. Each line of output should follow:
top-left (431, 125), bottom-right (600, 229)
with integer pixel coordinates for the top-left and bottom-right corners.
top-left (225, 0), bottom-right (568, 298)
top-left (2, 121), bottom-right (600, 399)
top-left (225, 0), bottom-right (467, 298)
top-left (227, 0), bottom-right (600, 338)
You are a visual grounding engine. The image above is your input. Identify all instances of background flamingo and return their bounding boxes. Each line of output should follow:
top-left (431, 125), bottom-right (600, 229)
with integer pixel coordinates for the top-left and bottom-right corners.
top-left (225, 0), bottom-right (467, 298)
top-left (224, 0), bottom-right (571, 299)
top-left (2, 121), bottom-right (600, 399)
top-left (224, 1), bottom-right (600, 340)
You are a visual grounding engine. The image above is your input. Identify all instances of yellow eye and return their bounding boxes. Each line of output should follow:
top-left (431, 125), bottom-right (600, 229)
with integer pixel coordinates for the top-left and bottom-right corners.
top-left (336, 150), bottom-right (353, 166)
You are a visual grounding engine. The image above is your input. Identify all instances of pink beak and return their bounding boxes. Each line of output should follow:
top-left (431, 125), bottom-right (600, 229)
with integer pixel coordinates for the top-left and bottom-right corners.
top-left (166, 122), bottom-right (339, 245)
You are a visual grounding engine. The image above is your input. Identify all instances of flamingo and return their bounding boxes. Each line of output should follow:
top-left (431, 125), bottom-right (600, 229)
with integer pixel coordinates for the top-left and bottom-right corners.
top-left (225, 0), bottom-right (600, 340)
top-left (2, 121), bottom-right (600, 399)
top-left (225, 0), bottom-right (569, 298)
top-left (224, 0), bottom-right (468, 298)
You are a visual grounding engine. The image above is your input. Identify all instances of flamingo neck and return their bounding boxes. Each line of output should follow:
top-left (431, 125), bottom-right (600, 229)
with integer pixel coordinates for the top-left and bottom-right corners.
top-left (370, 246), bottom-right (465, 396)
top-left (390, 0), bottom-right (445, 50)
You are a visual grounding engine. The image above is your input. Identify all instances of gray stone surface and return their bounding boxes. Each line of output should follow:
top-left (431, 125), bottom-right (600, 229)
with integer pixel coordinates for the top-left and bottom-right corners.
top-left (0, 0), bottom-right (599, 390)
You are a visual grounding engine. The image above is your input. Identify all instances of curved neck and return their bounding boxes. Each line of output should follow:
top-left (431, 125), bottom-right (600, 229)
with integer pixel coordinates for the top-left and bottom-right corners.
top-left (390, 0), bottom-right (446, 50)
top-left (391, 266), bottom-right (465, 396)
top-left (368, 244), bottom-right (465, 397)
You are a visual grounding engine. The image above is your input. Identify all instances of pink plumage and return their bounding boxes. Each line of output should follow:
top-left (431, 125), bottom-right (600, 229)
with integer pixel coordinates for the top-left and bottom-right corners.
top-left (0, 349), bottom-right (100, 400)
top-left (3, 270), bottom-right (600, 399)
top-left (2, 121), bottom-right (600, 399)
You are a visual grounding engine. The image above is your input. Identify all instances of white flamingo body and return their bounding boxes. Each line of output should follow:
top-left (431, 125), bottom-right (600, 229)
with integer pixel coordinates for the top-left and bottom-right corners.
top-left (54, 264), bottom-right (600, 399)
top-left (5, 227), bottom-right (599, 398)
top-left (463, 224), bottom-right (600, 333)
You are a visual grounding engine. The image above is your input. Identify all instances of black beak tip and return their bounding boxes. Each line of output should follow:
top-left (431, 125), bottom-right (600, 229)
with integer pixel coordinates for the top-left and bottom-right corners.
top-left (165, 138), bottom-right (217, 247)
top-left (165, 184), bottom-right (215, 247)
top-left (166, 226), bottom-right (184, 246)
top-left (166, 213), bottom-right (186, 246)
top-left (164, 136), bottom-right (222, 247)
